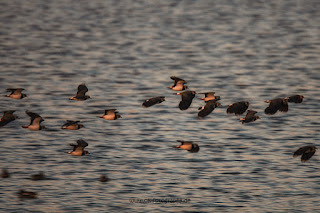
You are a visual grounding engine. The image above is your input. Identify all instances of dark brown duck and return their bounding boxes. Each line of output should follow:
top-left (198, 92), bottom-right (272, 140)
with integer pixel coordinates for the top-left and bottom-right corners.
top-left (0, 110), bottom-right (18, 128)
top-left (293, 146), bottom-right (316, 162)
top-left (68, 139), bottom-right (89, 156)
top-left (5, 88), bottom-right (27, 99)
top-left (22, 111), bottom-right (45, 130)
top-left (169, 76), bottom-right (188, 91)
top-left (62, 120), bottom-right (84, 130)
top-left (199, 92), bottom-right (220, 102)
top-left (69, 83), bottom-right (90, 101)
top-left (176, 91), bottom-right (196, 110)
top-left (240, 110), bottom-right (260, 124)
top-left (100, 109), bottom-right (122, 120)
top-left (142, 96), bottom-right (165, 108)
top-left (264, 98), bottom-right (288, 115)
top-left (198, 100), bottom-right (221, 119)
top-left (175, 140), bottom-right (200, 153)
top-left (227, 101), bottom-right (249, 115)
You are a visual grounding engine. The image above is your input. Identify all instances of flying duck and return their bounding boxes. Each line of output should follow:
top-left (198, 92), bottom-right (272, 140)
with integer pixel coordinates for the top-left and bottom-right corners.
top-left (142, 96), bottom-right (165, 108)
top-left (62, 120), bottom-right (84, 130)
top-left (240, 110), bottom-right (260, 124)
top-left (22, 111), bottom-right (45, 130)
top-left (175, 140), bottom-right (200, 153)
top-left (198, 100), bottom-right (221, 119)
top-left (293, 146), bottom-right (316, 162)
top-left (227, 101), bottom-right (249, 115)
top-left (5, 88), bottom-right (27, 99)
top-left (176, 90), bottom-right (196, 110)
top-left (0, 110), bottom-right (18, 128)
top-left (199, 92), bottom-right (220, 102)
top-left (69, 83), bottom-right (90, 101)
top-left (169, 76), bottom-right (188, 91)
top-left (100, 109), bottom-right (122, 120)
top-left (68, 139), bottom-right (89, 156)
top-left (264, 98), bottom-right (288, 115)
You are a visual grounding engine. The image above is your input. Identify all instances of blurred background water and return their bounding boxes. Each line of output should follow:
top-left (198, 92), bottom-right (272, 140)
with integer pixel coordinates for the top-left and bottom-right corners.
top-left (0, 0), bottom-right (319, 212)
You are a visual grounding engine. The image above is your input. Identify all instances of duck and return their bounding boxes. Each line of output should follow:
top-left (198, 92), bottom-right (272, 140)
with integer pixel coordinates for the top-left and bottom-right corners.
top-left (100, 109), bottom-right (121, 120)
top-left (169, 76), bottom-right (188, 91)
top-left (17, 190), bottom-right (37, 199)
top-left (62, 120), bottom-right (84, 130)
top-left (293, 146), bottom-right (316, 162)
top-left (69, 83), bottom-right (90, 101)
top-left (68, 139), bottom-right (89, 156)
top-left (1, 169), bottom-right (10, 178)
top-left (264, 98), bottom-right (288, 115)
top-left (5, 88), bottom-right (27, 99)
top-left (240, 110), bottom-right (260, 124)
top-left (227, 101), bottom-right (249, 115)
top-left (198, 100), bottom-right (221, 119)
top-left (142, 96), bottom-right (165, 108)
top-left (176, 91), bottom-right (196, 110)
top-left (175, 140), bottom-right (200, 153)
top-left (31, 172), bottom-right (46, 180)
top-left (285, 95), bottom-right (304, 103)
top-left (0, 110), bottom-right (18, 128)
top-left (199, 92), bottom-right (220, 102)
top-left (99, 175), bottom-right (109, 182)
top-left (22, 111), bottom-right (45, 130)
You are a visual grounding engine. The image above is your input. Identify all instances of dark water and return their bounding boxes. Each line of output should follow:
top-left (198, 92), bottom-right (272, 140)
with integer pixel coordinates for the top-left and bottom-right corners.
top-left (0, 0), bottom-right (319, 212)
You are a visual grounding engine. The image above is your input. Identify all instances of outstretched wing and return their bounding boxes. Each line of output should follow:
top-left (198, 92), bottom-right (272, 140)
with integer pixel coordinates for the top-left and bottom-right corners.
top-left (76, 139), bottom-right (88, 147)
top-left (76, 84), bottom-right (88, 96)
top-left (170, 76), bottom-right (186, 86)
top-left (26, 111), bottom-right (43, 125)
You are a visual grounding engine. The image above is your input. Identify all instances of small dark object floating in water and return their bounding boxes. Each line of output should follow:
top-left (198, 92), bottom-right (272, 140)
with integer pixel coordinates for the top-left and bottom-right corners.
top-left (31, 172), bottom-right (46, 180)
top-left (1, 169), bottom-right (10, 178)
top-left (99, 175), bottom-right (110, 182)
top-left (17, 189), bottom-right (37, 199)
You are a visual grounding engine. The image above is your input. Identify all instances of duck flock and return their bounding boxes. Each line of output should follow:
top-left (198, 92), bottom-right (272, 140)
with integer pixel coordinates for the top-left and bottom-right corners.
top-left (1, 76), bottom-right (315, 199)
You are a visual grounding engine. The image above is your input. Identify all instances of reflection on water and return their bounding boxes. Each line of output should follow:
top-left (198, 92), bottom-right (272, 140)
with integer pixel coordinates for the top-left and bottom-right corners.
top-left (0, 0), bottom-right (319, 212)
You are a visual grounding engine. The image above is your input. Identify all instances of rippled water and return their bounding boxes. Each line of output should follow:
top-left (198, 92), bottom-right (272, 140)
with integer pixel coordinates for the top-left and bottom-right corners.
top-left (1, 0), bottom-right (319, 212)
